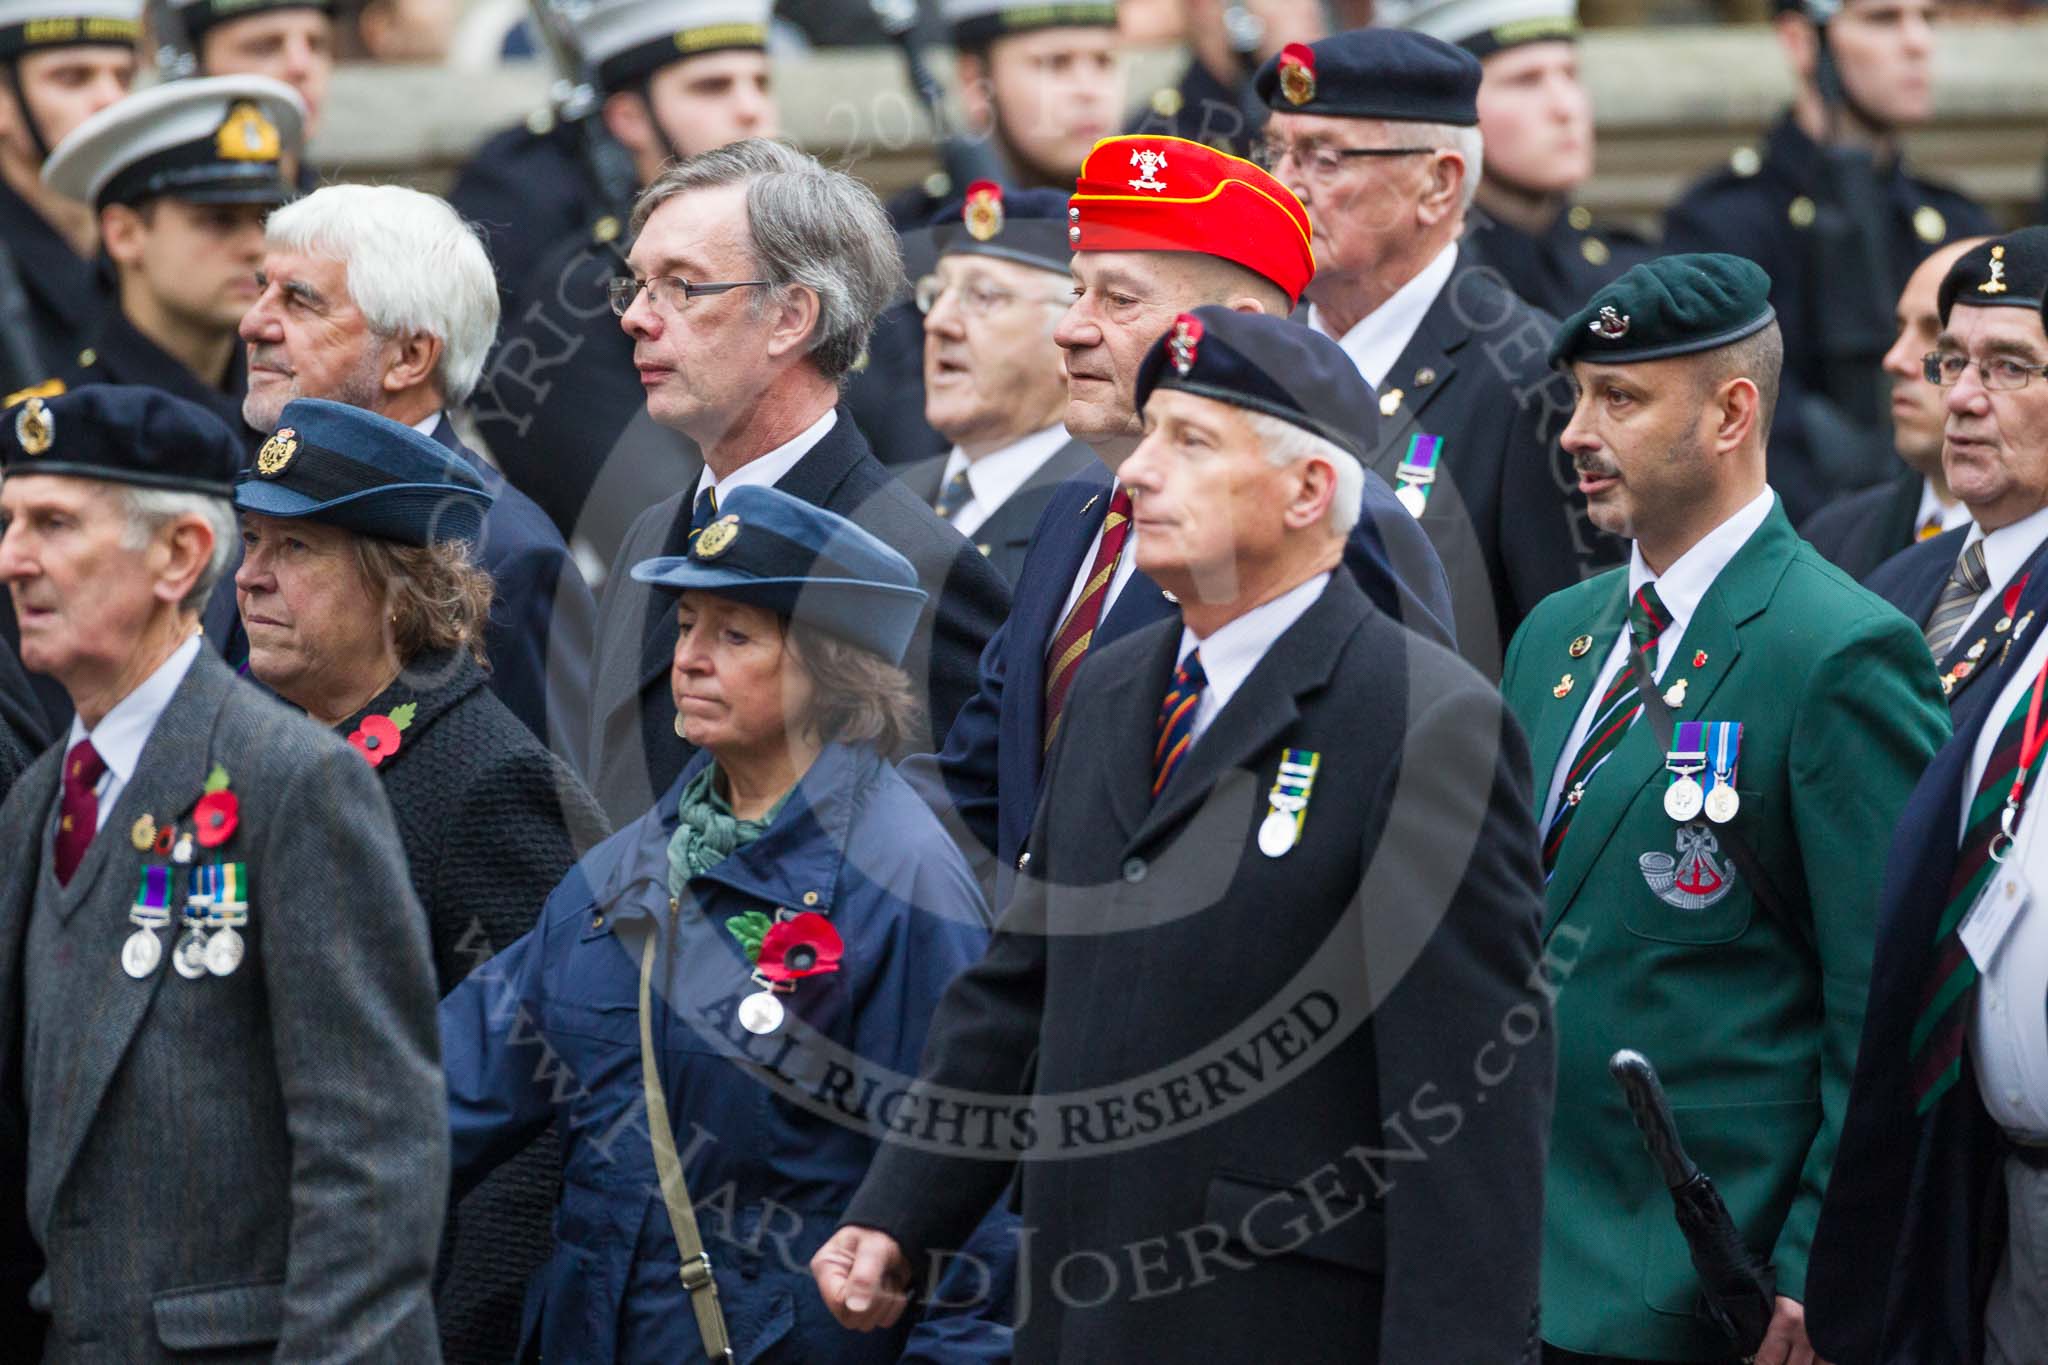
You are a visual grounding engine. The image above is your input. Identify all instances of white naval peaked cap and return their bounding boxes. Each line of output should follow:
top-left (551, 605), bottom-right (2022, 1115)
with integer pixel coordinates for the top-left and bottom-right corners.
top-left (0, 0), bottom-right (141, 56)
top-left (575, 0), bottom-right (769, 93)
top-left (42, 73), bottom-right (303, 210)
top-left (1379, 0), bottom-right (1577, 57)
top-left (939, 0), bottom-right (1118, 48)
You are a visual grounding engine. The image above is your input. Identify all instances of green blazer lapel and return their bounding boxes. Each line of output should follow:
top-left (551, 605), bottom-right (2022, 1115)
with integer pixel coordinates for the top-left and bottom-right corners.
top-left (1529, 584), bottom-right (1630, 805)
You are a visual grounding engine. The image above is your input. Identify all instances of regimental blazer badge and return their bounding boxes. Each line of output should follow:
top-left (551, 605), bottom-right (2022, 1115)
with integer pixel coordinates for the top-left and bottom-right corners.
top-left (1639, 823), bottom-right (1737, 910)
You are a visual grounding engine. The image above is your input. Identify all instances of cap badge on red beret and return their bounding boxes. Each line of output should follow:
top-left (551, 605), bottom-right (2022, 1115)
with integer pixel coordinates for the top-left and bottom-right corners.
top-left (1128, 146), bottom-right (1170, 193)
top-left (1588, 305), bottom-right (1631, 340)
top-left (1168, 314), bottom-right (1204, 376)
top-left (15, 397), bottom-right (52, 457)
top-left (1980, 244), bottom-right (2009, 296)
top-left (964, 180), bottom-right (1004, 242)
top-left (1277, 43), bottom-right (1316, 106)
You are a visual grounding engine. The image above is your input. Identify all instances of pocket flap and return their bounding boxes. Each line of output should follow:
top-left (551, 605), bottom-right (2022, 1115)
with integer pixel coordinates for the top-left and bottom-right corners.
top-left (152, 1276), bottom-right (285, 1351)
top-left (1203, 1171), bottom-right (1384, 1275)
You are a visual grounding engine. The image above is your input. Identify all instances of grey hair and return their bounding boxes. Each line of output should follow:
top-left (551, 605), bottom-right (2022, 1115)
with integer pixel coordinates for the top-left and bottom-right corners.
top-left (1241, 411), bottom-right (1365, 536)
top-left (262, 185), bottom-right (501, 404)
top-left (631, 138), bottom-right (905, 383)
top-left (120, 489), bottom-right (238, 613)
top-left (1407, 120), bottom-right (1485, 212)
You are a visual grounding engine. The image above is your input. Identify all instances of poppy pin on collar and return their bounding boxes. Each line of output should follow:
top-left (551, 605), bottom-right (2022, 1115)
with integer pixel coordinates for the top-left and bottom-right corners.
top-left (1278, 43), bottom-right (1316, 105)
top-left (1168, 313), bottom-right (1203, 377)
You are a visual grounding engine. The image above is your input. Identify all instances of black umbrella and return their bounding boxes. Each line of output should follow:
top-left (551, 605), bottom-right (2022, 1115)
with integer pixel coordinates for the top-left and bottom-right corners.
top-left (1609, 1049), bottom-right (1777, 1357)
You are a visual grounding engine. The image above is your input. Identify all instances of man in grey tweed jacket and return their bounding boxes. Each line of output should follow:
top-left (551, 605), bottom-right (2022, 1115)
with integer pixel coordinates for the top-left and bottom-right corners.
top-left (0, 386), bottom-right (447, 1360)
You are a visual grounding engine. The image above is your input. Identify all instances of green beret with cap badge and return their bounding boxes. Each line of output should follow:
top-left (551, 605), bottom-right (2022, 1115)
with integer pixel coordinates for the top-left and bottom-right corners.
top-left (1549, 252), bottom-right (1775, 368)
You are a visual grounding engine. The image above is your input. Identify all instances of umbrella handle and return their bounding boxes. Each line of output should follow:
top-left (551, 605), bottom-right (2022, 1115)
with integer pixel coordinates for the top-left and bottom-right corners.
top-left (1609, 1049), bottom-right (1701, 1188)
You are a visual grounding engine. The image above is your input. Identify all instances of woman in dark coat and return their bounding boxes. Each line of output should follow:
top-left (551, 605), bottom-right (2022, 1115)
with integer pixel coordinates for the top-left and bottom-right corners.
top-left (440, 486), bottom-right (1016, 1363)
top-left (231, 396), bottom-right (606, 1365)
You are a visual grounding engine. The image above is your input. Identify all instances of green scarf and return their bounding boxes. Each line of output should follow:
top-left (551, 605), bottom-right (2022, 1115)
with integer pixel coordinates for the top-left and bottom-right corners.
top-left (666, 764), bottom-right (789, 898)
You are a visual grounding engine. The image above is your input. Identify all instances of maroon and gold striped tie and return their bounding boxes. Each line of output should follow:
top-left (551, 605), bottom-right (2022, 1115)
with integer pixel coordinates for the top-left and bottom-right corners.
top-left (1043, 487), bottom-right (1135, 749)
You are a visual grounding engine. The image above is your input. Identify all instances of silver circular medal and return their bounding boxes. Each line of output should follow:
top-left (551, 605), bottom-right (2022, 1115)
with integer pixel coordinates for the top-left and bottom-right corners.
top-left (1663, 776), bottom-right (1704, 823)
top-left (204, 927), bottom-right (244, 977)
top-left (174, 931), bottom-right (209, 980)
top-left (1396, 483), bottom-right (1428, 519)
top-left (1704, 784), bottom-right (1741, 824)
top-left (1258, 809), bottom-right (1298, 858)
top-left (737, 989), bottom-right (785, 1036)
top-left (122, 928), bottom-right (161, 979)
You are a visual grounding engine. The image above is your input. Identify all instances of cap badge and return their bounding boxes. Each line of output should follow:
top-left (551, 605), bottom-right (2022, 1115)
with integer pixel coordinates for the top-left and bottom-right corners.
top-left (254, 428), bottom-right (297, 478)
top-left (1128, 147), bottom-right (1169, 193)
top-left (1277, 43), bottom-right (1316, 106)
top-left (963, 180), bottom-right (1004, 242)
top-left (1980, 244), bottom-right (2009, 296)
top-left (1589, 304), bottom-right (1631, 340)
top-left (1168, 314), bottom-right (1203, 376)
top-left (14, 397), bottom-right (52, 456)
top-left (217, 101), bottom-right (282, 162)
top-left (695, 513), bottom-right (740, 559)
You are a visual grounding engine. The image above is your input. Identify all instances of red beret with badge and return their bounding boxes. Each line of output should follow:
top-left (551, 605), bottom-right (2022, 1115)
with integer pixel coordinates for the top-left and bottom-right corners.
top-left (1066, 134), bottom-right (1316, 309)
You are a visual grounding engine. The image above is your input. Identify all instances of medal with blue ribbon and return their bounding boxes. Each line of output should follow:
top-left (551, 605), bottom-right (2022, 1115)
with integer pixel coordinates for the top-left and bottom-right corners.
top-left (1258, 749), bottom-right (1321, 857)
top-left (124, 865), bottom-right (174, 979)
top-left (201, 862), bottom-right (249, 977)
top-left (1701, 721), bottom-right (1742, 823)
top-left (1394, 434), bottom-right (1442, 519)
top-left (1663, 720), bottom-right (1708, 822)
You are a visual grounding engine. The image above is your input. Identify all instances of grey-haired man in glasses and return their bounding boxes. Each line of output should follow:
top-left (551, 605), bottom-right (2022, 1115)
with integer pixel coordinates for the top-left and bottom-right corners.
top-left (1251, 25), bottom-right (1617, 678)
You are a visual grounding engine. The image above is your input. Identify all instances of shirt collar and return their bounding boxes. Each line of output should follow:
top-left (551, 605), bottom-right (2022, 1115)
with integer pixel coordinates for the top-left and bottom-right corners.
top-left (1963, 502), bottom-right (2048, 592)
top-left (1306, 242), bottom-right (1458, 391)
top-left (408, 411), bottom-right (445, 438)
top-left (1174, 572), bottom-right (1332, 706)
top-left (1626, 486), bottom-right (1777, 636)
top-left (66, 633), bottom-right (203, 789)
top-left (944, 424), bottom-right (1070, 511)
top-left (695, 408), bottom-right (838, 503)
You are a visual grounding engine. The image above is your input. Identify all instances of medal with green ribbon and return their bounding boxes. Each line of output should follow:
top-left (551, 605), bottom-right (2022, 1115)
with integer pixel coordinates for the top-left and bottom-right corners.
top-left (1394, 434), bottom-right (1442, 518)
top-left (201, 862), bottom-right (249, 977)
top-left (1258, 749), bottom-right (1321, 858)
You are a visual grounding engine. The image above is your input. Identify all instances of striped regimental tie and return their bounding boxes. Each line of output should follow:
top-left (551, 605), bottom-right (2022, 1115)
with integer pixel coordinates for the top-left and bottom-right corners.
top-left (1925, 539), bottom-right (1990, 661)
top-left (1042, 487), bottom-right (1134, 749)
top-left (1152, 648), bottom-right (1207, 797)
top-left (1541, 583), bottom-right (1670, 877)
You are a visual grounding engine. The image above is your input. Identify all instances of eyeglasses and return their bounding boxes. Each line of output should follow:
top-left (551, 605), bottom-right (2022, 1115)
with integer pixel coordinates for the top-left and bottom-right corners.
top-left (914, 274), bottom-right (1068, 319)
top-left (607, 275), bottom-right (768, 317)
top-left (1251, 138), bottom-right (1436, 179)
top-left (1922, 350), bottom-right (2048, 392)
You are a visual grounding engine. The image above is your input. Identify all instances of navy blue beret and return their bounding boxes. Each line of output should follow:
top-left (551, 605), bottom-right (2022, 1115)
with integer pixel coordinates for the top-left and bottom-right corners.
top-left (2, 384), bottom-right (240, 496)
top-left (1134, 305), bottom-right (1377, 458)
top-left (927, 182), bottom-right (1071, 276)
top-left (630, 485), bottom-right (930, 666)
top-left (1550, 252), bottom-right (1775, 367)
top-left (232, 398), bottom-right (494, 547)
top-left (1254, 29), bottom-right (1481, 126)
top-left (1938, 227), bottom-right (2048, 324)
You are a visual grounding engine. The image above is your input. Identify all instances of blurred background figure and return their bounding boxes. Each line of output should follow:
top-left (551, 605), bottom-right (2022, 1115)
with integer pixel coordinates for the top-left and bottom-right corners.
top-left (172, 0), bottom-right (335, 142)
top-left (1662, 0), bottom-right (1994, 525)
top-left (1128, 0), bottom-right (1325, 158)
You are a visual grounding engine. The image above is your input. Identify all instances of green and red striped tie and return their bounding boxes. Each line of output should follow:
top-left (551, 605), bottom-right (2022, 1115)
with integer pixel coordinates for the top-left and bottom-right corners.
top-left (1909, 681), bottom-right (2048, 1112)
top-left (1541, 584), bottom-right (1670, 877)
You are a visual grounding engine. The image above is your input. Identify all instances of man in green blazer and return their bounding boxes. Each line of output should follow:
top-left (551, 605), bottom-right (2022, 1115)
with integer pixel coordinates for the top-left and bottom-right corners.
top-left (1501, 254), bottom-right (1950, 1364)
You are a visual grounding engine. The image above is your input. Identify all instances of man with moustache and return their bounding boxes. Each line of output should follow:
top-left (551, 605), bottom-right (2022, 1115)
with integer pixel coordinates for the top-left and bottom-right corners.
top-left (1801, 232), bottom-right (1985, 580)
top-left (32, 76), bottom-right (303, 440)
top-left (1500, 254), bottom-right (1947, 1365)
top-left (1864, 230), bottom-right (2048, 731)
top-left (906, 132), bottom-right (1455, 904)
top-left (1254, 27), bottom-right (1616, 676)
top-left (817, 307), bottom-right (1551, 1363)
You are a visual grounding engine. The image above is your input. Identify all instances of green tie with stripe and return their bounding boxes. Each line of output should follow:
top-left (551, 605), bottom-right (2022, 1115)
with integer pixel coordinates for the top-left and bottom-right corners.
top-left (1542, 583), bottom-right (1670, 877)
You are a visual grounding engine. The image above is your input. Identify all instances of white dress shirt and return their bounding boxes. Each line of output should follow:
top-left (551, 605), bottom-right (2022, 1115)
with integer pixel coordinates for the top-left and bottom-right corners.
top-left (1173, 573), bottom-right (1331, 746)
top-left (937, 424), bottom-right (1071, 537)
top-left (1539, 487), bottom-right (1778, 827)
top-left (692, 408), bottom-right (837, 507)
top-left (1305, 243), bottom-right (1458, 391)
top-left (1961, 620), bottom-right (2048, 1138)
top-left (62, 633), bottom-right (203, 837)
top-left (1950, 502), bottom-right (2048, 630)
top-left (1915, 479), bottom-right (1970, 539)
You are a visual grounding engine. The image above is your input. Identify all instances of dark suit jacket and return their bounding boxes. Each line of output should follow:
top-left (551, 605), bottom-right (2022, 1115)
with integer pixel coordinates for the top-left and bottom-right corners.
top-left (1320, 249), bottom-right (1623, 676)
top-left (1799, 469), bottom-right (1927, 581)
top-left (846, 571), bottom-right (1553, 1362)
top-left (0, 648), bottom-right (445, 1359)
top-left (0, 635), bottom-right (53, 800)
top-left (905, 459), bottom-right (1457, 906)
top-left (54, 304), bottom-right (256, 448)
top-left (1806, 562), bottom-right (2048, 1365)
top-left (585, 407), bottom-right (1011, 826)
top-left (897, 435), bottom-right (1097, 586)
top-left (1866, 525), bottom-right (2048, 733)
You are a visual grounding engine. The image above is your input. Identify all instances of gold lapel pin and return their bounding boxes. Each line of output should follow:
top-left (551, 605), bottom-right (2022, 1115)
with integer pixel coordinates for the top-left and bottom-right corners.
top-left (1554, 673), bottom-right (1575, 698)
top-left (1568, 634), bottom-right (1592, 658)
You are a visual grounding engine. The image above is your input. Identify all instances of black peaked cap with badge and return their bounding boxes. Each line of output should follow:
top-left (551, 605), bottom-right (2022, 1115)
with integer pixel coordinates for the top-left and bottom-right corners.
top-left (174, 0), bottom-right (333, 43)
top-left (1937, 225), bottom-right (2048, 322)
top-left (629, 485), bottom-right (930, 666)
top-left (232, 397), bottom-right (494, 546)
top-left (2, 384), bottom-right (239, 493)
top-left (1550, 252), bottom-right (1776, 367)
top-left (1253, 26), bottom-right (1481, 125)
top-left (40, 73), bottom-right (303, 211)
top-left (1135, 304), bottom-right (1379, 460)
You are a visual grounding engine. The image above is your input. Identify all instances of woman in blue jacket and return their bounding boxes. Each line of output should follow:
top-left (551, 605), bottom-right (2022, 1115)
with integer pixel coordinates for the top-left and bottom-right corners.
top-left (440, 487), bottom-right (1015, 1362)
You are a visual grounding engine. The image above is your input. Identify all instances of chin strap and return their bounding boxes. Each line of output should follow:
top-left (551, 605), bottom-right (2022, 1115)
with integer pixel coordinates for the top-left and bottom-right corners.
top-left (0, 60), bottom-right (54, 166)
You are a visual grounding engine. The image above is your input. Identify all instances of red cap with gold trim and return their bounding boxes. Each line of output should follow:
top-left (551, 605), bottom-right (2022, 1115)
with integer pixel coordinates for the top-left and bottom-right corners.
top-left (1066, 135), bottom-right (1316, 309)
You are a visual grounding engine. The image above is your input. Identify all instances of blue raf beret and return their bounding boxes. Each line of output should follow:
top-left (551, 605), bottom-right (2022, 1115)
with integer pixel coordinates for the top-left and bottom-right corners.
top-left (2, 384), bottom-right (240, 496)
top-left (232, 398), bottom-right (494, 547)
top-left (1938, 227), bottom-right (2048, 323)
top-left (1254, 29), bottom-right (1481, 126)
top-left (630, 485), bottom-right (930, 666)
top-left (1133, 305), bottom-right (1377, 459)
top-left (1550, 252), bottom-right (1775, 368)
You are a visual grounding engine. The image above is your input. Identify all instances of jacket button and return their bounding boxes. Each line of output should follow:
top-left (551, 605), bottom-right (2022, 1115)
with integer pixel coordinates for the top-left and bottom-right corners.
top-left (1121, 857), bottom-right (1147, 884)
top-left (1016, 851), bottom-right (1031, 871)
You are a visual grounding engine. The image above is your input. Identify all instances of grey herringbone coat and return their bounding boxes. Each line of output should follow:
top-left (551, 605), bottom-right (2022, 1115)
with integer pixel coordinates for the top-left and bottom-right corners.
top-left (0, 648), bottom-right (447, 1361)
